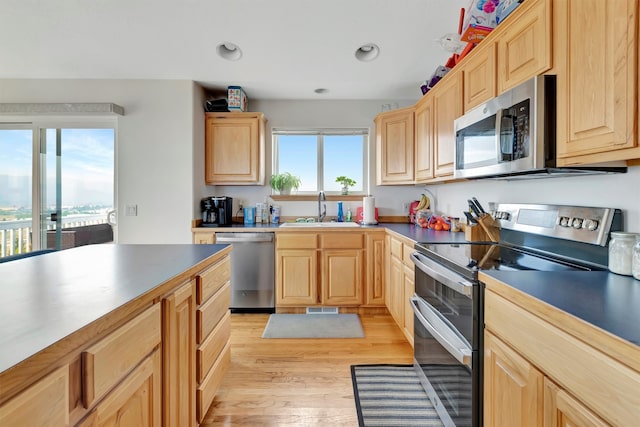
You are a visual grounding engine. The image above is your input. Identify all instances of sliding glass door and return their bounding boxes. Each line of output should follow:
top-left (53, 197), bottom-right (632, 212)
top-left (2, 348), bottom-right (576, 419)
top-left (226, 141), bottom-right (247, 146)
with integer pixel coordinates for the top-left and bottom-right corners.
top-left (0, 123), bottom-right (115, 260)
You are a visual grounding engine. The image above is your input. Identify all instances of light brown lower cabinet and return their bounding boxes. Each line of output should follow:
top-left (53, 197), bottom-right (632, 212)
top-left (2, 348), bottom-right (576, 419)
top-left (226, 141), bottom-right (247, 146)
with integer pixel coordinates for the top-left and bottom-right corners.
top-left (0, 249), bottom-right (232, 427)
top-left (483, 276), bottom-right (640, 427)
top-left (0, 365), bottom-right (70, 427)
top-left (78, 349), bottom-right (161, 427)
top-left (385, 232), bottom-right (415, 346)
top-left (163, 280), bottom-right (196, 427)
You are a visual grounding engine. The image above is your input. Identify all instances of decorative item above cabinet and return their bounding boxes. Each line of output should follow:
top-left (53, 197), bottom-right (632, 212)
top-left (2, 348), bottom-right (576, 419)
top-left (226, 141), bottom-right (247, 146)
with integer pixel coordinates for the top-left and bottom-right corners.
top-left (205, 112), bottom-right (266, 185)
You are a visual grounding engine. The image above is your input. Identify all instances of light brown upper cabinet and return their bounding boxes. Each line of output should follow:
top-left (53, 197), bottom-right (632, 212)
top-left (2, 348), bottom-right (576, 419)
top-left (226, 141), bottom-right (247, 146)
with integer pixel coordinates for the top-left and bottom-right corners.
top-left (205, 112), bottom-right (266, 185)
top-left (462, 40), bottom-right (497, 112)
top-left (555, 0), bottom-right (640, 165)
top-left (414, 95), bottom-right (435, 183)
top-left (375, 106), bottom-right (415, 185)
top-left (495, 0), bottom-right (552, 93)
top-left (432, 69), bottom-right (463, 178)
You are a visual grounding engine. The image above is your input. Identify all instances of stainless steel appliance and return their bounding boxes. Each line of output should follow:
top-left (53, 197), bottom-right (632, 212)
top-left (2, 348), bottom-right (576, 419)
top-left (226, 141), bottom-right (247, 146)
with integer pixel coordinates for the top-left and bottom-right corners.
top-left (201, 196), bottom-right (233, 227)
top-left (453, 75), bottom-right (626, 180)
top-left (215, 232), bottom-right (275, 313)
top-left (411, 203), bottom-right (622, 427)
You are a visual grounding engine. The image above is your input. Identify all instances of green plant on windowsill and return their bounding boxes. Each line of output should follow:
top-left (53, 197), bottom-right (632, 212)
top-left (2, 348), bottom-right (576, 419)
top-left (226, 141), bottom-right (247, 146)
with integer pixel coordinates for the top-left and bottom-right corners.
top-left (270, 172), bottom-right (301, 195)
top-left (335, 176), bottom-right (356, 195)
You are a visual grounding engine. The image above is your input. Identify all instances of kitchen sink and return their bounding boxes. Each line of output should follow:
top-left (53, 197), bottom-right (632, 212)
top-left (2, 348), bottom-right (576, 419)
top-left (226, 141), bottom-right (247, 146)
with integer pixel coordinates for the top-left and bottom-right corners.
top-left (279, 222), bottom-right (361, 228)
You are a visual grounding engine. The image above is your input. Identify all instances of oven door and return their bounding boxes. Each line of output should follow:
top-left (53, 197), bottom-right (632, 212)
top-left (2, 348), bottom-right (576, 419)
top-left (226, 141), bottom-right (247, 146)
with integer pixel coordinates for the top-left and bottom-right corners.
top-left (411, 251), bottom-right (478, 427)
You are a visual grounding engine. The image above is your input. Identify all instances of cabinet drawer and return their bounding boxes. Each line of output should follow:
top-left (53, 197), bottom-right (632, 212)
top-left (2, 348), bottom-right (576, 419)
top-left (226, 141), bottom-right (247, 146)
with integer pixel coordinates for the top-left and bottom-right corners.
top-left (0, 365), bottom-right (69, 427)
top-left (197, 341), bottom-right (231, 423)
top-left (82, 304), bottom-right (161, 408)
top-left (390, 237), bottom-right (403, 259)
top-left (197, 256), bottom-right (230, 305)
top-left (197, 282), bottom-right (231, 344)
top-left (197, 310), bottom-right (231, 383)
top-left (277, 233), bottom-right (317, 249)
top-left (320, 233), bottom-right (363, 249)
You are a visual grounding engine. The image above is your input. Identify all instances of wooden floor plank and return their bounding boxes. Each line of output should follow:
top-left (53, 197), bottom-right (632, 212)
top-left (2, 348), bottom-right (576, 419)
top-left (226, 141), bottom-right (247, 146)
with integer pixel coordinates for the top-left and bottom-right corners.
top-left (201, 312), bottom-right (413, 426)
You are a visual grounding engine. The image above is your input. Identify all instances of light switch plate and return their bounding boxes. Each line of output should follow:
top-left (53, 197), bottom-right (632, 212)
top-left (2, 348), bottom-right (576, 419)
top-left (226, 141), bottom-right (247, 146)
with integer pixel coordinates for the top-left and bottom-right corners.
top-left (125, 204), bottom-right (138, 216)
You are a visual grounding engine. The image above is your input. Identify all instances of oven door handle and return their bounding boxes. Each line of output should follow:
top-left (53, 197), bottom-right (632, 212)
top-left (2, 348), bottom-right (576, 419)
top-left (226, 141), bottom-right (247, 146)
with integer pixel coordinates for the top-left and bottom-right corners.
top-left (410, 252), bottom-right (473, 297)
top-left (411, 296), bottom-right (472, 367)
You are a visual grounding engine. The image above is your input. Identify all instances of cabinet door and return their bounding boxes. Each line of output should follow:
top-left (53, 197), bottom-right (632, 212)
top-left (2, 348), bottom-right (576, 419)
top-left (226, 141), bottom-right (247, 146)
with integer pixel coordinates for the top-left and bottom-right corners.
top-left (365, 233), bottom-right (385, 306)
top-left (388, 254), bottom-right (404, 326)
top-left (162, 281), bottom-right (195, 427)
top-left (556, 0), bottom-right (638, 163)
top-left (193, 232), bottom-right (214, 244)
top-left (402, 263), bottom-right (414, 347)
top-left (463, 41), bottom-right (497, 112)
top-left (496, 0), bottom-right (551, 93)
top-left (276, 249), bottom-right (317, 305)
top-left (544, 378), bottom-right (610, 427)
top-left (205, 113), bottom-right (265, 185)
top-left (78, 350), bottom-right (161, 427)
top-left (414, 95), bottom-right (434, 183)
top-left (0, 366), bottom-right (69, 427)
top-left (484, 331), bottom-right (543, 427)
top-left (321, 249), bottom-right (363, 305)
top-left (433, 71), bottom-right (462, 178)
top-left (375, 107), bottom-right (415, 185)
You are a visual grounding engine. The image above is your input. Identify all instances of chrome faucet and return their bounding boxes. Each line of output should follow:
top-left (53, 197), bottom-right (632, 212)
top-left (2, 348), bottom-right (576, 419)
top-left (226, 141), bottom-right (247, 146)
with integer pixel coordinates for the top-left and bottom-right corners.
top-left (318, 191), bottom-right (326, 222)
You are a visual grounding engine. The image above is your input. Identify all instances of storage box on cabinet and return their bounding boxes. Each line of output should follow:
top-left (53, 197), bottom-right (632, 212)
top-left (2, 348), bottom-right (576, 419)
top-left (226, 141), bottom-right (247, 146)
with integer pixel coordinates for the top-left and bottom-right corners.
top-left (0, 365), bottom-right (69, 427)
top-left (82, 304), bottom-right (161, 409)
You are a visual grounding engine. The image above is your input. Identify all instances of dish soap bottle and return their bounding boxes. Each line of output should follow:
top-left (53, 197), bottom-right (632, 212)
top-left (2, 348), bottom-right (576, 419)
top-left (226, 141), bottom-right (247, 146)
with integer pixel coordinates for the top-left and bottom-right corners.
top-left (337, 202), bottom-right (344, 222)
top-left (346, 208), bottom-right (352, 222)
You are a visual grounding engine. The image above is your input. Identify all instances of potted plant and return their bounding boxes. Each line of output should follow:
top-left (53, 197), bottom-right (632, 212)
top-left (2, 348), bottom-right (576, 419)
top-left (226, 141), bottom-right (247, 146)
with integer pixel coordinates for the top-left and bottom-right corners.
top-left (269, 172), bottom-right (301, 195)
top-left (335, 176), bottom-right (356, 195)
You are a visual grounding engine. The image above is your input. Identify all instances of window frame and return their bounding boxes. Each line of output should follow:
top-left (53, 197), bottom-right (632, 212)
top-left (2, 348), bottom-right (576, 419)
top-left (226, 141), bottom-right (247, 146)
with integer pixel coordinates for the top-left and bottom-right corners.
top-left (271, 128), bottom-right (369, 195)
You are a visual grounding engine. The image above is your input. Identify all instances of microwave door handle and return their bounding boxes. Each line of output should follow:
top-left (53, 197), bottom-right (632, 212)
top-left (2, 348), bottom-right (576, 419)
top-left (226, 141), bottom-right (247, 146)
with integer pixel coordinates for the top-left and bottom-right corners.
top-left (411, 296), bottom-right (472, 366)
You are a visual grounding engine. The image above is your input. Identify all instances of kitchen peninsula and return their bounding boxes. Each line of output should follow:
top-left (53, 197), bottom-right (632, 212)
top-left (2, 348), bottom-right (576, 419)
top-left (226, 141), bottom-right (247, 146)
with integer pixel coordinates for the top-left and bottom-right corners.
top-left (0, 244), bottom-right (232, 426)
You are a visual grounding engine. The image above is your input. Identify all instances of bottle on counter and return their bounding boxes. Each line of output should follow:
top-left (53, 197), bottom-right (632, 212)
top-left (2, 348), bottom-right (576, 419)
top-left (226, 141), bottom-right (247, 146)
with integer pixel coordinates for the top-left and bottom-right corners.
top-left (632, 235), bottom-right (640, 280)
top-left (337, 202), bottom-right (344, 222)
top-left (346, 208), bottom-right (352, 222)
top-left (608, 232), bottom-right (638, 276)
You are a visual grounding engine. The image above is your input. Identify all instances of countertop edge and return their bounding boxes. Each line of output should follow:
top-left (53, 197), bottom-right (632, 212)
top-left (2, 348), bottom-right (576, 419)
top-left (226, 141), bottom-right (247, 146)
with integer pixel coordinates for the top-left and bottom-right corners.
top-left (480, 272), bottom-right (640, 373)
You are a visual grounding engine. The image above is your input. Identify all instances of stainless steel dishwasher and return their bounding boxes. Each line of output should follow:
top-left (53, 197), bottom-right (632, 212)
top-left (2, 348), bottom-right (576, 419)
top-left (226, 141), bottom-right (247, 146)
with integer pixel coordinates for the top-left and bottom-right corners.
top-left (214, 232), bottom-right (275, 313)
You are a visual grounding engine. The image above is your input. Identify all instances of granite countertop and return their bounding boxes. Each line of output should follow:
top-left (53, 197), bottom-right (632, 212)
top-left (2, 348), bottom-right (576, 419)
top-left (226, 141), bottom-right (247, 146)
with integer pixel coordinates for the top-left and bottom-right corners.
top-left (481, 270), bottom-right (640, 347)
top-left (0, 244), bottom-right (229, 374)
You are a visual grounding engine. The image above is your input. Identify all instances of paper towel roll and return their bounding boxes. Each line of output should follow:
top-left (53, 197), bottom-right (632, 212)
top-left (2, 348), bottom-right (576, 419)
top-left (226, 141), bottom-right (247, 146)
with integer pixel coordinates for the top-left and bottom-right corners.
top-left (362, 196), bottom-right (377, 224)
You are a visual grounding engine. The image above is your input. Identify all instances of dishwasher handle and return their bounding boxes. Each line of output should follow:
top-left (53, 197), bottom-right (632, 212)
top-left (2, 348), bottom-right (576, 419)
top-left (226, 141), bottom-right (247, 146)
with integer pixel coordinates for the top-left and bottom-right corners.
top-left (215, 233), bottom-right (274, 243)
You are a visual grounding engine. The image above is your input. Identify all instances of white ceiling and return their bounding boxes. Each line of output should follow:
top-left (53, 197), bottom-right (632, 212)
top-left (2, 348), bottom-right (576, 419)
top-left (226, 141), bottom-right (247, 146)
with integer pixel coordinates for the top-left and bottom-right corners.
top-left (1, 0), bottom-right (467, 100)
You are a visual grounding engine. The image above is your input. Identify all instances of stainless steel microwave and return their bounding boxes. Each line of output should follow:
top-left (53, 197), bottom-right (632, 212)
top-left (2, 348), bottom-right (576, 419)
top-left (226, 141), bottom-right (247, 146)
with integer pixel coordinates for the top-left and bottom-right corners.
top-left (454, 75), bottom-right (555, 179)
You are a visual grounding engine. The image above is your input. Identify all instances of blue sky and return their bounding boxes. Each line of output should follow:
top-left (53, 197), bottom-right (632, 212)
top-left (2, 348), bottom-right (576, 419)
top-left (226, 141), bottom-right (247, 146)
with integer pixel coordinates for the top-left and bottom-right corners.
top-left (0, 128), bottom-right (114, 207)
top-left (277, 134), bottom-right (364, 192)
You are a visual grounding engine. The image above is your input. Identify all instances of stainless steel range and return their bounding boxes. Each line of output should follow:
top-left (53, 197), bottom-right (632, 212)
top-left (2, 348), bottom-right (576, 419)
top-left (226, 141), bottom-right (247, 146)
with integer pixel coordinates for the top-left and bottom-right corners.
top-left (411, 203), bottom-right (622, 427)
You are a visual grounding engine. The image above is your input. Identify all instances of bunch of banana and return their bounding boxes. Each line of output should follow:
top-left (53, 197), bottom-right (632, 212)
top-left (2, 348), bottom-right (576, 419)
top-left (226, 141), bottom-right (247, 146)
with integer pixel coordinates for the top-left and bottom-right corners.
top-left (415, 193), bottom-right (431, 211)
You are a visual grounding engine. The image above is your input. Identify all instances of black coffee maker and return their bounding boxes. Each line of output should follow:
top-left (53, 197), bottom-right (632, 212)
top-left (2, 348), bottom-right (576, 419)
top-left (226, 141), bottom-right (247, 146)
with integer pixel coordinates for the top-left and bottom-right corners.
top-left (201, 196), bottom-right (233, 227)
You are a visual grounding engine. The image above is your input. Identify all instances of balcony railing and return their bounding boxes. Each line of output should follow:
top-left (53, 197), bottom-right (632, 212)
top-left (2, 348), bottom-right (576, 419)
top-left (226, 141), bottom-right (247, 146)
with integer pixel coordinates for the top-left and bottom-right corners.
top-left (0, 214), bottom-right (112, 258)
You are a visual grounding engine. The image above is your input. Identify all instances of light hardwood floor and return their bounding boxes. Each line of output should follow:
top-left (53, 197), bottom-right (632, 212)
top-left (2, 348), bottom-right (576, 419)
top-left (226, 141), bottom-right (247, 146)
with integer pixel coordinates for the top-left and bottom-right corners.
top-left (202, 312), bottom-right (413, 426)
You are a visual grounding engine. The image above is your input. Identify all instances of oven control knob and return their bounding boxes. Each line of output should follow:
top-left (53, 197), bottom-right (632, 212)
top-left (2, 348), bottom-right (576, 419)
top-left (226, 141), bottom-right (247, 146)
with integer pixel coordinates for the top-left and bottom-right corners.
top-left (583, 219), bottom-right (599, 231)
top-left (572, 218), bottom-right (584, 229)
top-left (559, 217), bottom-right (570, 227)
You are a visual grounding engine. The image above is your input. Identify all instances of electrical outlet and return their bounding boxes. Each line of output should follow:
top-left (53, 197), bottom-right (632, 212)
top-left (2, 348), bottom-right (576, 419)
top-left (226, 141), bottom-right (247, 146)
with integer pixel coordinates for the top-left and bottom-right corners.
top-left (125, 204), bottom-right (138, 216)
top-left (402, 202), bottom-right (410, 212)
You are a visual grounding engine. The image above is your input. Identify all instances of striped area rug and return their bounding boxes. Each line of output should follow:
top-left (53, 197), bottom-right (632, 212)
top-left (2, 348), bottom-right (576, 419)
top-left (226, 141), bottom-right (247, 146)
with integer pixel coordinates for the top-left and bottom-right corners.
top-left (350, 364), bottom-right (444, 427)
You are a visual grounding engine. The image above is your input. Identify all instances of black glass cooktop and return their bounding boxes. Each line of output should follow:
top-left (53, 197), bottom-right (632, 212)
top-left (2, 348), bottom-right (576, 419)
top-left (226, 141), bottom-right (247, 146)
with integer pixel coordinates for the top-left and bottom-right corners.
top-left (414, 242), bottom-right (601, 280)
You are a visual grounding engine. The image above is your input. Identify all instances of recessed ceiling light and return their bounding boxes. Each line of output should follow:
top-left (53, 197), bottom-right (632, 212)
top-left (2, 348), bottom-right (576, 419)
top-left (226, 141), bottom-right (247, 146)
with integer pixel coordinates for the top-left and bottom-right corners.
top-left (314, 88), bottom-right (329, 94)
top-left (355, 43), bottom-right (380, 62)
top-left (216, 42), bottom-right (243, 61)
